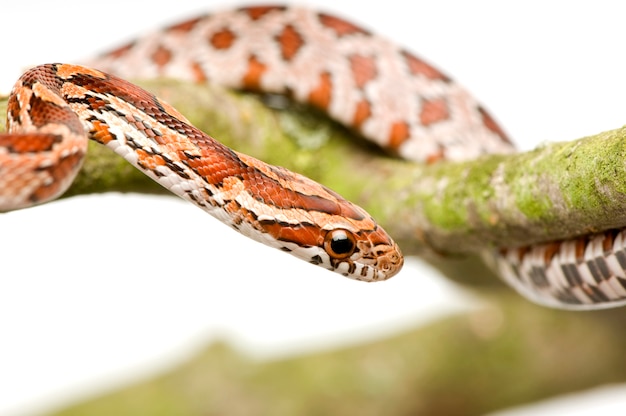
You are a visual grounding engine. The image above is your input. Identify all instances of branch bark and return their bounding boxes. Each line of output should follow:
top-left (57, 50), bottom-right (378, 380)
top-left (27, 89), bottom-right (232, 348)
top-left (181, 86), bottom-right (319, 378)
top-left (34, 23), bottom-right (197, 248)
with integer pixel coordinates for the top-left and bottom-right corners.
top-left (3, 79), bottom-right (626, 256)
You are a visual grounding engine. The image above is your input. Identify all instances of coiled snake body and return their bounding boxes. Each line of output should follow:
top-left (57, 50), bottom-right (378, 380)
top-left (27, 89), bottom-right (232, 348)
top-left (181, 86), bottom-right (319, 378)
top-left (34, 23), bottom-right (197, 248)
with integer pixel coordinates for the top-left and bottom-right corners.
top-left (1, 5), bottom-right (624, 309)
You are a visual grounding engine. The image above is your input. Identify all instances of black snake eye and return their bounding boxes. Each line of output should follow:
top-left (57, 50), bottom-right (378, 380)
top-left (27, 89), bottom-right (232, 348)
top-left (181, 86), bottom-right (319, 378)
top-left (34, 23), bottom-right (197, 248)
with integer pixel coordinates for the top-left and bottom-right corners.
top-left (324, 229), bottom-right (357, 259)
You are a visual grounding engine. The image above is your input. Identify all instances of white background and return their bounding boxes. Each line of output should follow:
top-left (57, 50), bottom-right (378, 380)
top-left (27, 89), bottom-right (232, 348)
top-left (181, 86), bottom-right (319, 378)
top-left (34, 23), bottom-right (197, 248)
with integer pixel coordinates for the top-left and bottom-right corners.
top-left (2, 1), bottom-right (626, 415)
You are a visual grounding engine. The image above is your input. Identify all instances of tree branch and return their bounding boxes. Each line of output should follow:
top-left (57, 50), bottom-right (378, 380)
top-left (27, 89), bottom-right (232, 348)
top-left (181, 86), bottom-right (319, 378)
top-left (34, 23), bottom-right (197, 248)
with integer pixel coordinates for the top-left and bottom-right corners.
top-left (3, 79), bottom-right (625, 256)
top-left (48, 293), bottom-right (626, 416)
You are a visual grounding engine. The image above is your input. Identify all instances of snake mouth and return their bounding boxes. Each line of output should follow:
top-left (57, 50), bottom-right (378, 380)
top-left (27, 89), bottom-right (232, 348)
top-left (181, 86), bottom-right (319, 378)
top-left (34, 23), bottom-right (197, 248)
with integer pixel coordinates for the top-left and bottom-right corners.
top-left (356, 227), bottom-right (404, 281)
top-left (379, 242), bottom-right (404, 279)
top-left (366, 242), bottom-right (403, 281)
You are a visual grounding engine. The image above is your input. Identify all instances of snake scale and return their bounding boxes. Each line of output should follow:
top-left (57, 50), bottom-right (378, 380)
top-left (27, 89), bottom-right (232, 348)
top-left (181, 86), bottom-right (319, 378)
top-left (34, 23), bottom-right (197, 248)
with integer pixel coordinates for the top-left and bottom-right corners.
top-left (2, 4), bottom-right (625, 310)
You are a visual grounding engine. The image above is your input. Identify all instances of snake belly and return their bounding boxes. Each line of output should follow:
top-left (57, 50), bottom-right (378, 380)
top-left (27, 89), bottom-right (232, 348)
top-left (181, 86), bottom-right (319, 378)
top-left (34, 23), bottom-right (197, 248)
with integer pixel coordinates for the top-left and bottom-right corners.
top-left (2, 5), bottom-right (625, 309)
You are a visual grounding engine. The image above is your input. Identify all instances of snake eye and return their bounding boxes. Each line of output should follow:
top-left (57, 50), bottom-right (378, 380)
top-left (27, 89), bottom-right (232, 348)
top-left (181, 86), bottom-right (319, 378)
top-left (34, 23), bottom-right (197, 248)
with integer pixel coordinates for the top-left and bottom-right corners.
top-left (324, 229), bottom-right (357, 259)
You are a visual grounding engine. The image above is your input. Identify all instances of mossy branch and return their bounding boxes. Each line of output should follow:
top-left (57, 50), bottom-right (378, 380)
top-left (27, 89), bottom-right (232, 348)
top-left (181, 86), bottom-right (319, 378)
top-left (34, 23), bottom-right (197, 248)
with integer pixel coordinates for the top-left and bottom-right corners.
top-left (49, 294), bottom-right (626, 416)
top-left (3, 79), bottom-right (626, 256)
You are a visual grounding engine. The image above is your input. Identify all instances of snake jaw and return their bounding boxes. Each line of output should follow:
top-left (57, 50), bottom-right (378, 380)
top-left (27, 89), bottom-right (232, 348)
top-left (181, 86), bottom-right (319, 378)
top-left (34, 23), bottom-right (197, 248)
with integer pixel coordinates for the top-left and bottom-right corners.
top-left (283, 227), bottom-right (403, 281)
top-left (351, 231), bottom-right (404, 281)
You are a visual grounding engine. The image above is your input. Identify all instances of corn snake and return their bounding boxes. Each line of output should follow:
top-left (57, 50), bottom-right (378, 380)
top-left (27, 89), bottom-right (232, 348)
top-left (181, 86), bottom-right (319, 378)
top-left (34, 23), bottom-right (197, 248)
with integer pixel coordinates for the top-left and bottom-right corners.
top-left (1, 4), bottom-right (625, 309)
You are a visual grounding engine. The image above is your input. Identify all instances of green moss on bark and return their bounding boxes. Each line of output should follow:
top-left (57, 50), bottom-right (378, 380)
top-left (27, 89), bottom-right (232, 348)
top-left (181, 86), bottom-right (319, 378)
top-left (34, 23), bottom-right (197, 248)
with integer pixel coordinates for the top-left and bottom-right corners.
top-left (4, 80), bottom-right (626, 255)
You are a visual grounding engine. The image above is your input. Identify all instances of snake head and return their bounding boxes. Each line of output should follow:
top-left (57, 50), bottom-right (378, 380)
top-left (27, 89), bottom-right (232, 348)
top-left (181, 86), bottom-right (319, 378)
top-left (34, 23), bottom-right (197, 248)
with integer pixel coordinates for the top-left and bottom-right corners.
top-left (234, 157), bottom-right (404, 281)
top-left (320, 223), bottom-right (404, 281)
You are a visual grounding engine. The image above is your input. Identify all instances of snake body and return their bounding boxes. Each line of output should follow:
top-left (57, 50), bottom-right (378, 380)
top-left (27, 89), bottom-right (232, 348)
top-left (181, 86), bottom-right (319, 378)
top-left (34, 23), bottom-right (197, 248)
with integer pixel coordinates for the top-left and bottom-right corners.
top-left (2, 5), bottom-right (625, 309)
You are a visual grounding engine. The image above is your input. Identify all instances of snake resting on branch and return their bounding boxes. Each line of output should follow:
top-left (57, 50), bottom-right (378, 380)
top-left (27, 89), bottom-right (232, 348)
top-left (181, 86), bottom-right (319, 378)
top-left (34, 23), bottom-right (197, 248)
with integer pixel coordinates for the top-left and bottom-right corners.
top-left (2, 4), bottom-right (625, 310)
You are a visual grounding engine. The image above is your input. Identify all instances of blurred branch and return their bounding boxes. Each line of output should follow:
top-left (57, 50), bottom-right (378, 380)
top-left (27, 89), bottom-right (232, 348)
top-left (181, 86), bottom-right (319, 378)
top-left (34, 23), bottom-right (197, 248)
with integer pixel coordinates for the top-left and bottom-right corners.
top-left (49, 294), bottom-right (626, 416)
